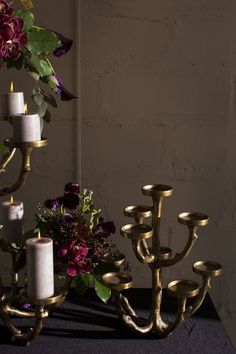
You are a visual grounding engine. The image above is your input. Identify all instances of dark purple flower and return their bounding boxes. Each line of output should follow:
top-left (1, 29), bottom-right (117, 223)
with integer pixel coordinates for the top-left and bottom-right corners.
top-left (22, 303), bottom-right (31, 309)
top-left (54, 75), bottom-right (77, 101)
top-left (93, 221), bottom-right (116, 238)
top-left (44, 199), bottom-right (60, 209)
top-left (56, 196), bottom-right (65, 206)
top-left (63, 192), bottom-right (79, 209)
top-left (64, 182), bottom-right (80, 194)
top-left (53, 31), bottom-right (73, 57)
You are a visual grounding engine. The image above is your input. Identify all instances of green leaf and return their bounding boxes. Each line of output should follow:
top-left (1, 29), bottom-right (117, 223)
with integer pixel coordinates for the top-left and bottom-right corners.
top-left (30, 52), bottom-right (53, 77)
top-left (43, 92), bottom-right (57, 108)
top-left (38, 101), bottom-right (47, 118)
top-left (43, 110), bottom-right (51, 123)
top-left (0, 144), bottom-right (9, 153)
top-left (28, 70), bottom-right (39, 81)
top-left (15, 10), bottom-right (34, 33)
top-left (20, 0), bottom-right (34, 9)
top-left (73, 273), bottom-right (93, 295)
top-left (95, 279), bottom-right (111, 303)
top-left (32, 92), bottom-right (44, 106)
top-left (27, 28), bottom-right (60, 55)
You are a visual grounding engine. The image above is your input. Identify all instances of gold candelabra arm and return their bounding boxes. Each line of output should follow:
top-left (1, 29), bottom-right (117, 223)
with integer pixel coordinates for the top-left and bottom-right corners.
top-left (0, 138), bottom-right (48, 197)
top-left (0, 147), bottom-right (16, 173)
top-left (159, 225), bottom-right (198, 268)
top-left (159, 212), bottom-right (209, 268)
top-left (185, 260), bottom-right (223, 318)
top-left (131, 239), bottom-right (155, 264)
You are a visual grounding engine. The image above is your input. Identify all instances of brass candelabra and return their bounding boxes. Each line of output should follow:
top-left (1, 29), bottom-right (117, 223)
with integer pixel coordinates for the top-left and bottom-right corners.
top-left (102, 184), bottom-right (222, 336)
top-left (0, 120), bottom-right (72, 345)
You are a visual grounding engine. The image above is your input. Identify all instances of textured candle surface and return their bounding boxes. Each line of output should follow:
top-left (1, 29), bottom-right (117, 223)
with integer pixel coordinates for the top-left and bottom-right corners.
top-left (13, 114), bottom-right (41, 142)
top-left (26, 237), bottom-right (54, 300)
top-left (1, 200), bottom-right (24, 243)
top-left (1, 92), bottom-right (24, 116)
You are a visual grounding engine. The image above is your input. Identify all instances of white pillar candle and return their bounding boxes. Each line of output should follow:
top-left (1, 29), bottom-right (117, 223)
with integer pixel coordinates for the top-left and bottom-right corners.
top-left (12, 113), bottom-right (41, 142)
top-left (1, 82), bottom-right (24, 116)
top-left (26, 236), bottom-right (54, 300)
top-left (1, 199), bottom-right (24, 243)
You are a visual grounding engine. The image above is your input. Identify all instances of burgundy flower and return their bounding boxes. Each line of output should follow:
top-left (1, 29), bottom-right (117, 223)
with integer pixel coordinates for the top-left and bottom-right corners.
top-left (67, 261), bottom-right (77, 277)
top-left (0, 1), bottom-right (13, 16)
top-left (64, 182), bottom-right (80, 194)
top-left (58, 243), bottom-right (70, 258)
top-left (63, 192), bottom-right (79, 209)
top-left (0, 13), bottom-right (27, 60)
top-left (77, 258), bottom-right (93, 274)
top-left (53, 31), bottom-right (73, 57)
top-left (74, 246), bottom-right (89, 262)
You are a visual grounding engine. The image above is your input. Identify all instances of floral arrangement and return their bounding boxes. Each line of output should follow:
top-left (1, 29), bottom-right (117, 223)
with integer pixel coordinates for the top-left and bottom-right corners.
top-left (35, 183), bottom-right (125, 303)
top-left (0, 0), bottom-right (76, 122)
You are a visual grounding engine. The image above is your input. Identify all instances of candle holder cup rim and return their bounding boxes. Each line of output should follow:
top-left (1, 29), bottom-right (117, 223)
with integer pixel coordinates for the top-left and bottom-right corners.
top-left (178, 212), bottom-right (209, 227)
top-left (193, 260), bottom-right (223, 277)
top-left (142, 184), bottom-right (173, 197)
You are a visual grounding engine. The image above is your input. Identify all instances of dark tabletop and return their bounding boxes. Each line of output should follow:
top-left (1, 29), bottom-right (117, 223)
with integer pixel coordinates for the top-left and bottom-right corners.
top-left (0, 288), bottom-right (235, 354)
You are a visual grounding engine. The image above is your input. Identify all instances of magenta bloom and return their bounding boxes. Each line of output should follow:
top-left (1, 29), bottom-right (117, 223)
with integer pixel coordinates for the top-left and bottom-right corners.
top-left (0, 12), bottom-right (28, 60)
top-left (58, 243), bottom-right (70, 258)
top-left (67, 261), bottom-right (77, 277)
top-left (0, 1), bottom-right (13, 16)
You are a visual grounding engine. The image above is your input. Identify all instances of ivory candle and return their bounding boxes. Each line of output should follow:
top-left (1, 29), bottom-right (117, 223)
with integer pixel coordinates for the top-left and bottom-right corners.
top-left (1, 82), bottom-right (24, 116)
top-left (12, 103), bottom-right (41, 142)
top-left (26, 234), bottom-right (54, 300)
top-left (1, 196), bottom-right (24, 243)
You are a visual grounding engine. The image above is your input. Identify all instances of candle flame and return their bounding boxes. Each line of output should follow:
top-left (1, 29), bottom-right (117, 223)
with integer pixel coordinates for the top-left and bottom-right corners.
top-left (24, 103), bottom-right (28, 114)
top-left (10, 195), bottom-right (14, 204)
top-left (37, 230), bottom-right (41, 239)
top-left (10, 81), bottom-right (14, 93)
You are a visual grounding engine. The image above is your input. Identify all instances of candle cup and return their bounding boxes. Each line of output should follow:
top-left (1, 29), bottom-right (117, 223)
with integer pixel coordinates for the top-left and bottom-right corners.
top-left (1, 200), bottom-right (24, 243)
top-left (13, 114), bottom-right (41, 143)
top-left (1, 92), bottom-right (24, 116)
top-left (26, 237), bottom-right (54, 300)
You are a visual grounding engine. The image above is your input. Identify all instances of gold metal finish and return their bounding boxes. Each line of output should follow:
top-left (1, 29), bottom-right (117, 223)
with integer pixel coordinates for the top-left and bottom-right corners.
top-left (124, 206), bottom-right (152, 219)
top-left (0, 138), bottom-right (48, 196)
top-left (120, 224), bottom-right (153, 240)
top-left (102, 272), bottom-right (133, 291)
top-left (103, 183), bottom-right (222, 336)
top-left (178, 212), bottom-right (209, 227)
top-left (193, 260), bottom-right (222, 277)
top-left (167, 280), bottom-right (200, 298)
top-left (101, 253), bottom-right (126, 267)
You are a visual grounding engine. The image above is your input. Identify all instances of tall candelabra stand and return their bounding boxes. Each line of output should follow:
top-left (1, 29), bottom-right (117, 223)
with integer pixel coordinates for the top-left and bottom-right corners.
top-left (0, 117), bottom-right (72, 345)
top-left (102, 184), bottom-right (222, 336)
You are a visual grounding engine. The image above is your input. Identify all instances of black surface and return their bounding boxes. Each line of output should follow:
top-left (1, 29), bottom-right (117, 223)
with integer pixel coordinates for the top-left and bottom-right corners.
top-left (0, 288), bottom-right (235, 354)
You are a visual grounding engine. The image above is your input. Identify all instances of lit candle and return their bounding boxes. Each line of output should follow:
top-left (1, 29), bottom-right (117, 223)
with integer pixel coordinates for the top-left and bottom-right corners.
top-left (12, 103), bottom-right (41, 142)
top-left (1, 82), bottom-right (25, 116)
top-left (26, 231), bottom-right (54, 300)
top-left (1, 196), bottom-right (24, 243)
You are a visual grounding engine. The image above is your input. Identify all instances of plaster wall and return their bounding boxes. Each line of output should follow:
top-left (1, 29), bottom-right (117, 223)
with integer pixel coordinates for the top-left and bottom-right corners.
top-left (0, 0), bottom-right (235, 349)
top-left (81, 0), bottom-right (236, 348)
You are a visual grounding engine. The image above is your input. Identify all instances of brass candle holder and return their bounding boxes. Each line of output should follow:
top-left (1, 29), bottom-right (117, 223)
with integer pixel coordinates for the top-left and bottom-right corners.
top-left (0, 137), bottom-right (48, 196)
top-left (102, 184), bottom-right (222, 336)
